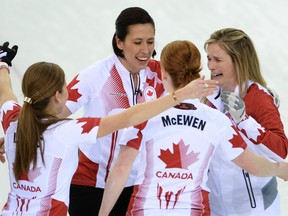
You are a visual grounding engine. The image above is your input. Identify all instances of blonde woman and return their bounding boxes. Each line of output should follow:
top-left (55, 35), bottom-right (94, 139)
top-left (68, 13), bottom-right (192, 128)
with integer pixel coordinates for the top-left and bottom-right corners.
top-left (204, 28), bottom-right (288, 216)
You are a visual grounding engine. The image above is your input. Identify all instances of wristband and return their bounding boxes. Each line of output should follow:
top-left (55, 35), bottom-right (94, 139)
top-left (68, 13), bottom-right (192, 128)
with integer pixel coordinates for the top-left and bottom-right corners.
top-left (0, 62), bottom-right (10, 73)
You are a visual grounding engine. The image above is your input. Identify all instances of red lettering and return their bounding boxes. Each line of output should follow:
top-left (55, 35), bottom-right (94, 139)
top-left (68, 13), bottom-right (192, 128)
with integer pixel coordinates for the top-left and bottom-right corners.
top-left (13, 182), bottom-right (42, 192)
top-left (155, 171), bottom-right (193, 180)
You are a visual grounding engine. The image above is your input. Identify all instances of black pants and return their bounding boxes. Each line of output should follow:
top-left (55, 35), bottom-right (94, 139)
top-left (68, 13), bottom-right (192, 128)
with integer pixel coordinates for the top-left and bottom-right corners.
top-left (68, 184), bottom-right (134, 216)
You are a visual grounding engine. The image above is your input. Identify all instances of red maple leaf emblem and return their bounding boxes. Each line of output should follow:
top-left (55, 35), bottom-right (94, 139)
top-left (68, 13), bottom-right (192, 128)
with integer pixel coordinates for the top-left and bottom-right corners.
top-left (67, 75), bottom-right (82, 102)
top-left (76, 118), bottom-right (101, 134)
top-left (13, 163), bottom-right (42, 182)
top-left (2, 103), bottom-right (21, 132)
top-left (147, 89), bottom-right (153, 97)
top-left (158, 139), bottom-right (199, 169)
top-left (19, 167), bottom-right (42, 182)
top-left (145, 74), bottom-right (165, 98)
top-left (229, 125), bottom-right (246, 148)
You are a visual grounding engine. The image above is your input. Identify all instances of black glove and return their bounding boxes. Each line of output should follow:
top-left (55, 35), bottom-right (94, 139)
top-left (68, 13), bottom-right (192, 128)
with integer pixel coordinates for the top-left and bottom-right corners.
top-left (0, 42), bottom-right (18, 66)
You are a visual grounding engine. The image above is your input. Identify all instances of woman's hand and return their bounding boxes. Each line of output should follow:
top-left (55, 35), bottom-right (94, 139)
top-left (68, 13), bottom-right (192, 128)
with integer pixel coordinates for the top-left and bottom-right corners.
top-left (177, 76), bottom-right (218, 101)
top-left (0, 137), bottom-right (5, 163)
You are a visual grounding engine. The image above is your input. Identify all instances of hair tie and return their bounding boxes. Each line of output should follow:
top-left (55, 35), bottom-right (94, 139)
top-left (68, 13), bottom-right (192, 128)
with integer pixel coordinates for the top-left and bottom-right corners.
top-left (24, 96), bottom-right (33, 104)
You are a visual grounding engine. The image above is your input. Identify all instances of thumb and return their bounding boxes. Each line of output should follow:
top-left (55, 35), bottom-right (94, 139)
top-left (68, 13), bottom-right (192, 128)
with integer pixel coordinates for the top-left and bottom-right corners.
top-left (12, 45), bottom-right (18, 52)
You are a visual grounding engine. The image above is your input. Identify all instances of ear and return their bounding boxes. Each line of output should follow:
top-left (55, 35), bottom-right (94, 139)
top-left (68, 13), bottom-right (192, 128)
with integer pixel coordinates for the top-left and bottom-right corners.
top-left (161, 67), bottom-right (168, 80)
top-left (115, 36), bottom-right (123, 50)
top-left (53, 91), bottom-right (61, 103)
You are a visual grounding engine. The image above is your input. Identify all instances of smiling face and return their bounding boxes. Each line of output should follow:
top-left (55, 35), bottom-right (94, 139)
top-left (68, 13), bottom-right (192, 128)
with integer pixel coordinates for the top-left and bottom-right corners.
top-left (206, 43), bottom-right (237, 92)
top-left (116, 23), bottom-right (155, 74)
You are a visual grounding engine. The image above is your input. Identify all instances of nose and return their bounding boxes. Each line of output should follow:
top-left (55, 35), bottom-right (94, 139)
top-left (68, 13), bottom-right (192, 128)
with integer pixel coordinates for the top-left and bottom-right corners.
top-left (140, 43), bottom-right (149, 54)
top-left (207, 60), bottom-right (215, 71)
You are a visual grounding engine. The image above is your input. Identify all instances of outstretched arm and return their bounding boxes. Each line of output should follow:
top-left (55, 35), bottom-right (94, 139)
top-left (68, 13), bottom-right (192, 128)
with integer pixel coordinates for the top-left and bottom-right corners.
top-left (232, 147), bottom-right (288, 180)
top-left (0, 63), bottom-right (16, 164)
top-left (0, 63), bottom-right (17, 108)
top-left (221, 90), bottom-right (287, 161)
top-left (99, 145), bottom-right (138, 216)
top-left (0, 42), bottom-right (18, 108)
top-left (97, 77), bottom-right (218, 138)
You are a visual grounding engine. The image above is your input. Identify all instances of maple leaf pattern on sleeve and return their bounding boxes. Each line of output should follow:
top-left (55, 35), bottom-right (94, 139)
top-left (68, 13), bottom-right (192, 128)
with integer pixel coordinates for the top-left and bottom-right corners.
top-left (1, 102), bottom-right (21, 133)
top-left (76, 117), bottom-right (101, 134)
top-left (67, 74), bottom-right (82, 102)
top-left (229, 125), bottom-right (247, 149)
top-left (18, 166), bottom-right (42, 182)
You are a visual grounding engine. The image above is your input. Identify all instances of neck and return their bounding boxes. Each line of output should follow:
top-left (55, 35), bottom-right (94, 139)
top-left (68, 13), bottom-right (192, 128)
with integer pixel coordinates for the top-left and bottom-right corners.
top-left (118, 56), bottom-right (138, 75)
top-left (131, 74), bottom-right (139, 88)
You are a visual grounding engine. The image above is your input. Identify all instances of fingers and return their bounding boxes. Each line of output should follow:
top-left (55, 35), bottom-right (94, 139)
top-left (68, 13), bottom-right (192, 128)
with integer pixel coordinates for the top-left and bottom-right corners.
top-left (12, 45), bottom-right (18, 52)
top-left (221, 92), bottom-right (239, 111)
top-left (0, 42), bottom-right (18, 66)
top-left (200, 80), bottom-right (218, 89)
top-left (200, 79), bottom-right (218, 85)
top-left (0, 137), bottom-right (5, 153)
top-left (199, 86), bottom-right (217, 97)
top-left (198, 79), bottom-right (218, 97)
top-left (0, 137), bottom-right (5, 163)
top-left (185, 78), bottom-right (218, 99)
top-left (0, 155), bottom-right (5, 163)
top-left (220, 91), bottom-right (229, 100)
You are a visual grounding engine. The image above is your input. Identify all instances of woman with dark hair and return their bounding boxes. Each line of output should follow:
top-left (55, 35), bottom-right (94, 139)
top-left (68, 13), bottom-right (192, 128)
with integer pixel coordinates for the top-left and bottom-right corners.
top-left (58, 6), bottom-right (165, 216)
top-left (0, 43), bottom-right (218, 215)
top-left (98, 40), bottom-right (288, 216)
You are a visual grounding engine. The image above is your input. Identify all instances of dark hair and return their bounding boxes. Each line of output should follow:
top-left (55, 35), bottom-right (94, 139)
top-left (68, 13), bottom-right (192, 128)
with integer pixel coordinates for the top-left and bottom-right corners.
top-left (112, 7), bottom-right (156, 58)
top-left (161, 40), bottom-right (201, 89)
top-left (14, 62), bottom-right (68, 181)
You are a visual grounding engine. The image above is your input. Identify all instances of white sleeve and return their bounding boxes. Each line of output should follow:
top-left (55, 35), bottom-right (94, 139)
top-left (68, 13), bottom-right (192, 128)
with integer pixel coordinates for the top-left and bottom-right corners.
top-left (54, 118), bottom-right (100, 149)
top-left (119, 125), bottom-right (143, 151)
top-left (66, 64), bottom-right (103, 114)
top-left (218, 117), bottom-right (247, 161)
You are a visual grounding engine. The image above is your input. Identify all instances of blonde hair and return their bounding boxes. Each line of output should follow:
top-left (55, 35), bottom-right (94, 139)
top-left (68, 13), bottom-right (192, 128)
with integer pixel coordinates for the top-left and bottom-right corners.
top-left (204, 28), bottom-right (266, 98)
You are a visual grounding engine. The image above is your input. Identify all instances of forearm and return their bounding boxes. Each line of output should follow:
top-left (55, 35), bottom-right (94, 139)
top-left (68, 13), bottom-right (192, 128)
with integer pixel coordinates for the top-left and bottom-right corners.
top-left (125, 84), bottom-right (211, 127)
top-left (125, 92), bottom-right (179, 128)
top-left (98, 92), bottom-right (178, 137)
top-left (0, 63), bottom-right (17, 107)
top-left (233, 148), bottom-right (280, 177)
top-left (246, 155), bottom-right (279, 177)
top-left (247, 155), bottom-right (288, 180)
top-left (99, 147), bottom-right (136, 216)
top-left (99, 168), bottom-right (128, 216)
top-left (98, 78), bottom-right (217, 138)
